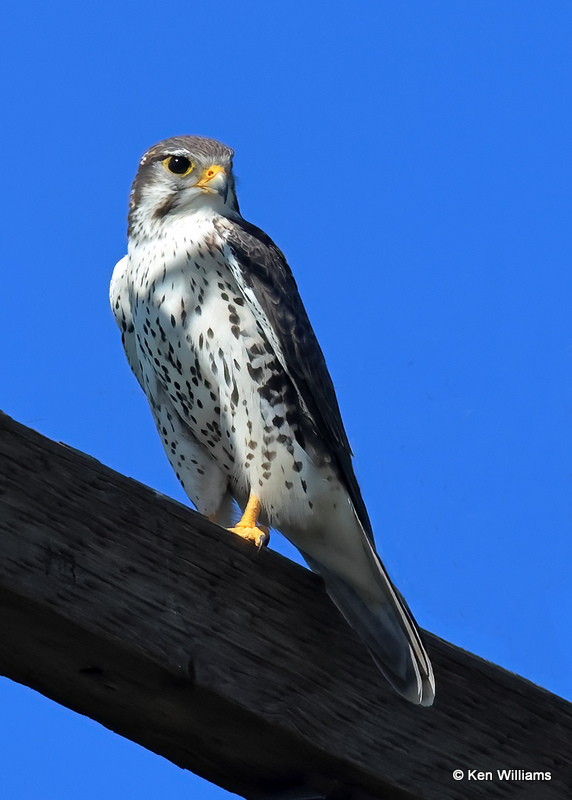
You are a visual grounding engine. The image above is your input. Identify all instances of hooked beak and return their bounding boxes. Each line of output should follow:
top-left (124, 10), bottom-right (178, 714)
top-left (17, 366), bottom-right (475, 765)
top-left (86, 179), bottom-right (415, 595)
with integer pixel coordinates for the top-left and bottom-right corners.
top-left (196, 164), bottom-right (228, 202)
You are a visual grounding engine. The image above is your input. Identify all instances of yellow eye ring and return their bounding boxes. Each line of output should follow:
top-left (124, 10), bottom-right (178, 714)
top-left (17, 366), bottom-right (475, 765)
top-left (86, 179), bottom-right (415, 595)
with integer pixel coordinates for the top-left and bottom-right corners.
top-left (162, 155), bottom-right (194, 176)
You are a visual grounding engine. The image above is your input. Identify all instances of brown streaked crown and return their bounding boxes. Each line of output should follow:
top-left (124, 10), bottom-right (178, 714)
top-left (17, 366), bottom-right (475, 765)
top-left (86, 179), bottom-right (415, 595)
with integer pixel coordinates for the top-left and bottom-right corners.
top-left (128, 135), bottom-right (238, 236)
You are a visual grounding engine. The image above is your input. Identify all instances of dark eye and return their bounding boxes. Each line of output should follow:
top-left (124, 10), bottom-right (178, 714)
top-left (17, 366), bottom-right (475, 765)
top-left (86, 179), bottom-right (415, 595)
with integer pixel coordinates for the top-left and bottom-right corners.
top-left (162, 155), bottom-right (194, 176)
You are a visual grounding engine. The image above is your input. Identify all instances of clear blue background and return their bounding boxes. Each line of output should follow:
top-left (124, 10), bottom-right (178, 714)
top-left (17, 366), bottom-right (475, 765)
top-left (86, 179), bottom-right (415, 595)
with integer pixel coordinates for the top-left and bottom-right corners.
top-left (1, 1), bottom-right (570, 796)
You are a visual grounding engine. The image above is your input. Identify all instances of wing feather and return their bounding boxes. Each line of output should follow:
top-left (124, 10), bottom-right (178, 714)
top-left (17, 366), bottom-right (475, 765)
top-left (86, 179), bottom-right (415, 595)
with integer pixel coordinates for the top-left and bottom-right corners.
top-left (218, 216), bottom-right (374, 542)
top-left (110, 255), bottom-right (143, 386)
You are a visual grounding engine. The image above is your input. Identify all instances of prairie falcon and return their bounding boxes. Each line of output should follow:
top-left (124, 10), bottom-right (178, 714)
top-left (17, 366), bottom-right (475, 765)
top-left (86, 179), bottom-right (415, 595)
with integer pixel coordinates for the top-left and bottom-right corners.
top-left (110, 135), bottom-right (435, 705)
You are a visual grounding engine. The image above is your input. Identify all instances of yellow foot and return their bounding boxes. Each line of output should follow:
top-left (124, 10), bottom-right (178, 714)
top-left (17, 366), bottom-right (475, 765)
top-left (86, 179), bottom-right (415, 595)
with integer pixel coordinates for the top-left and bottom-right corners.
top-left (223, 493), bottom-right (269, 549)
top-left (228, 524), bottom-right (270, 549)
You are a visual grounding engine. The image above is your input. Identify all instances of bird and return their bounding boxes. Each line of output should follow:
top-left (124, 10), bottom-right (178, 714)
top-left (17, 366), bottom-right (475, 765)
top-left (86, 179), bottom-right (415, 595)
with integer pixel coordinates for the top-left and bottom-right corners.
top-left (110, 135), bottom-right (435, 706)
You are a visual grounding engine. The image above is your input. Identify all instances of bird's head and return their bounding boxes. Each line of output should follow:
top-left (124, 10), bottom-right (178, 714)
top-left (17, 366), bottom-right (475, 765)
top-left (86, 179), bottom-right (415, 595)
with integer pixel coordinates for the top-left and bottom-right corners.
top-left (128, 135), bottom-right (239, 239)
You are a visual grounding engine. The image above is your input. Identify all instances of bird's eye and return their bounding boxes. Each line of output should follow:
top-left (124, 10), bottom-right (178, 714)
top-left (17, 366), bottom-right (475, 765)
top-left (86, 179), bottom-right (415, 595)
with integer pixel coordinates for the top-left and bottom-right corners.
top-left (163, 156), bottom-right (194, 176)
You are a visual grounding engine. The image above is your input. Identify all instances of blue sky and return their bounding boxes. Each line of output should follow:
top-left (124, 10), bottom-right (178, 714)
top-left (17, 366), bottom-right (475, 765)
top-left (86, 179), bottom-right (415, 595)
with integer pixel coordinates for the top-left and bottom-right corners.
top-left (1, 1), bottom-right (571, 796)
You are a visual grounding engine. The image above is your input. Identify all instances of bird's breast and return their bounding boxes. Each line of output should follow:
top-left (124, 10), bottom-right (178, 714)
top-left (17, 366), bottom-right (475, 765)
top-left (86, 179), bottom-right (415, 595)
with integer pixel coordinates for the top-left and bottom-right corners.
top-left (126, 220), bottom-right (334, 528)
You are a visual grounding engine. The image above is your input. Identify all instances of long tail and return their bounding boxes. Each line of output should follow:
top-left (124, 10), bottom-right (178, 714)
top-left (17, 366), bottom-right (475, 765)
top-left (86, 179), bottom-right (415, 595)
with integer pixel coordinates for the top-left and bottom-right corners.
top-left (302, 551), bottom-right (435, 706)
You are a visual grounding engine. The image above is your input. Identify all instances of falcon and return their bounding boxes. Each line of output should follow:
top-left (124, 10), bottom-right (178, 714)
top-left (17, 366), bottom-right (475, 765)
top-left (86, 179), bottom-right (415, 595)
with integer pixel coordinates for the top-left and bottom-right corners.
top-left (110, 135), bottom-right (435, 705)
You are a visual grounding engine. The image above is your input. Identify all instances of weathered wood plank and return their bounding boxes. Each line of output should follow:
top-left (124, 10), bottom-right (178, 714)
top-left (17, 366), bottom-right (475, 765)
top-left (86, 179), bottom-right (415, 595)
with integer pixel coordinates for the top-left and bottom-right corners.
top-left (0, 411), bottom-right (570, 799)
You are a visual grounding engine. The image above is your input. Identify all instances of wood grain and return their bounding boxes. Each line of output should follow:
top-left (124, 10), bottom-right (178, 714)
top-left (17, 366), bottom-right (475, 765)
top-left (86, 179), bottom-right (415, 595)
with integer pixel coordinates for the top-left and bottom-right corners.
top-left (0, 411), bottom-right (570, 799)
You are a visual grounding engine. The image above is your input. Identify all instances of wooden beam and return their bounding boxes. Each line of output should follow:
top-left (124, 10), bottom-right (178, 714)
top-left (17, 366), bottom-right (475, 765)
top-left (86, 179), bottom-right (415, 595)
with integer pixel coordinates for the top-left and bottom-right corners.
top-left (0, 411), bottom-right (570, 799)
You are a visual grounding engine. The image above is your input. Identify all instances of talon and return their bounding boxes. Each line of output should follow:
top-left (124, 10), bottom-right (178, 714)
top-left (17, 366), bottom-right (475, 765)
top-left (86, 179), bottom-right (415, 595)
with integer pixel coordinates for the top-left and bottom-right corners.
top-left (227, 493), bottom-right (269, 549)
top-left (257, 527), bottom-right (270, 550)
top-left (228, 523), bottom-right (269, 549)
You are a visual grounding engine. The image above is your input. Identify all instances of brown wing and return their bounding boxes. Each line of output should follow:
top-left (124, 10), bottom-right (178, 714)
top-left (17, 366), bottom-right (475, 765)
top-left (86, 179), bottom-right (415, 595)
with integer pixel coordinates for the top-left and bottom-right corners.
top-left (221, 216), bottom-right (375, 543)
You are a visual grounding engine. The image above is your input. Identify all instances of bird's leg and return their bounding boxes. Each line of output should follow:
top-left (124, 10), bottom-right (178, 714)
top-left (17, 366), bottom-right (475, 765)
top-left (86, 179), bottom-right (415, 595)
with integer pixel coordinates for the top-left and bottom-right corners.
top-left (228, 493), bottom-right (270, 548)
